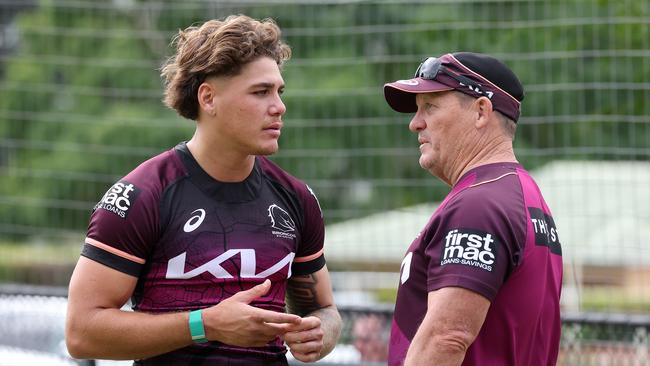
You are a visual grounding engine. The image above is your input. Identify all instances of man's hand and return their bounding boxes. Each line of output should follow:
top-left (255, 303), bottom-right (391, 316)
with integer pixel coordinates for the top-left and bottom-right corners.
top-left (284, 268), bottom-right (342, 362)
top-left (281, 316), bottom-right (324, 362)
top-left (202, 279), bottom-right (302, 347)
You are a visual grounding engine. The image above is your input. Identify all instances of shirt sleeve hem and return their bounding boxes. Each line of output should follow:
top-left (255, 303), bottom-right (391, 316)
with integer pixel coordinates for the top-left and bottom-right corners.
top-left (81, 243), bottom-right (142, 277)
top-left (291, 254), bottom-right (326, 276)
top-left (427, 275), bottom-right (498, 302)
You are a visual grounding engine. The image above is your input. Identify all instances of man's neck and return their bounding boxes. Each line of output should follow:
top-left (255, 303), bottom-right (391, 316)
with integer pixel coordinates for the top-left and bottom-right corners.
top-left (186, 135), bottom-right (255, 183)
top-left (448, 138), bottom-right (517, 186)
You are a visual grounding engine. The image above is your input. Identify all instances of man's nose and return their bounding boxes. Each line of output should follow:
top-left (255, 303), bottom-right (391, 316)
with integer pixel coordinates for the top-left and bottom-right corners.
top-left (409, 112), bottom-right (425, 132)
top-left (270, 94), bottom-right (286, 116)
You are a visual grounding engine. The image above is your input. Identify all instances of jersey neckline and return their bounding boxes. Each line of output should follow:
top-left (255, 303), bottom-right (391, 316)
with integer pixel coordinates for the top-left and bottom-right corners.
top-left (455, 161), bottom-right (522, 189)
top-left (174, 142), bottom-right (262, 203)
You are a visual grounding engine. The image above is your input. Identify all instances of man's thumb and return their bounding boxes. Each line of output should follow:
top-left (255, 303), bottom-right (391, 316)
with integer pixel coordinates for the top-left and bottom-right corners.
top-left (232, 279), bottom-right (271, 303)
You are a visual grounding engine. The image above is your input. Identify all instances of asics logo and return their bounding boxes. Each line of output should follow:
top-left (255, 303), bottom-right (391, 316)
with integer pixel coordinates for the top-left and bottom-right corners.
top-left (183, 209), bottom-right (206, 233)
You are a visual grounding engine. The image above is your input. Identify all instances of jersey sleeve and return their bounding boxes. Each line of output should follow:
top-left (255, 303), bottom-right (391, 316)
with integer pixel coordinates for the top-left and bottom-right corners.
top-left (82, 176), bottom-right (162, 278)
top-left (423, 186), bottom-right (524, 301)
top-left (291, 184), bottom-right (326, 276)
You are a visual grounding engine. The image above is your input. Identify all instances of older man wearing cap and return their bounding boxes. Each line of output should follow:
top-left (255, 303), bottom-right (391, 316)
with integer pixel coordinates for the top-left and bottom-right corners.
top-left (384, 52), bottom-right (563, 366)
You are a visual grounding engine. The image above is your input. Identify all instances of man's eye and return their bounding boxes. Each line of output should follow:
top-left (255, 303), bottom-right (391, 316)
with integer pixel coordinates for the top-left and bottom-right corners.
top-left (255, 90), bottom-right (269, 96)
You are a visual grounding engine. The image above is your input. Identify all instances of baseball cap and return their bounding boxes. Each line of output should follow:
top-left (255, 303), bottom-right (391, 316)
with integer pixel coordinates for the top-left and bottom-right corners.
top-left (383, 52), bottom-right (524, 122)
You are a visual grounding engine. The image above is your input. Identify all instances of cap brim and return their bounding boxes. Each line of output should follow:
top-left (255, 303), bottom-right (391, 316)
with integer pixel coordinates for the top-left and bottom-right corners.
top-left (383, 78), bottom-right (453, 113)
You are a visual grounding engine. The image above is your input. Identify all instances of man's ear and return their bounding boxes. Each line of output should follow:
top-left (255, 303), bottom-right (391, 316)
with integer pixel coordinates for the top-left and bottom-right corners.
top-left (474, 97), bottom-right (494, 129)
top-left (197, 80), bottom-right (217, 117)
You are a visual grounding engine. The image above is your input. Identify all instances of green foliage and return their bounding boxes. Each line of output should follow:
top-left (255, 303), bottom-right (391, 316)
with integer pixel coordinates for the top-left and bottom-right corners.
top-left (0, 241), bottom-right (79, 285)
top-left (581, 287), bottom-right (650, 313)
top-left (1, 0), bottom-right (649, 237)
top-left (0, 1), bottom-right (193, 235)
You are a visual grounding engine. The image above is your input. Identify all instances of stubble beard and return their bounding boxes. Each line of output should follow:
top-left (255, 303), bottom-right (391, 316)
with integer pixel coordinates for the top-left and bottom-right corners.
top-left (254, 140), bottom-right (280, 156)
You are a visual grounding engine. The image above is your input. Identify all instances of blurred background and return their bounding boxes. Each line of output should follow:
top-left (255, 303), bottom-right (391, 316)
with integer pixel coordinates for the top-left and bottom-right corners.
top-left (0, 0), bottom-right (648, 365)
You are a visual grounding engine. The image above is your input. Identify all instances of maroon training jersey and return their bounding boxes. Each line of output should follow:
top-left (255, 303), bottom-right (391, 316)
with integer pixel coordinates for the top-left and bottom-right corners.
top-left (389, 162), bottom-right (563, 366)
top-left (82, 142), bottom-right (325, 365)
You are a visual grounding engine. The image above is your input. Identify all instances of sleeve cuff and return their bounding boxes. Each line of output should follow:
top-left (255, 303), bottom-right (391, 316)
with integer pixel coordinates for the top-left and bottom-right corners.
top-left (81, 243), bottom-right (142, 277)
top-left (291, 254), bottom-right (326, 276)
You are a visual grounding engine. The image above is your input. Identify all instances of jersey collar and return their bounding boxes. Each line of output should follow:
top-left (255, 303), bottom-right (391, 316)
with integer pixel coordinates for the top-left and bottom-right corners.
top-left (175, 142), bottom-right (262, 203)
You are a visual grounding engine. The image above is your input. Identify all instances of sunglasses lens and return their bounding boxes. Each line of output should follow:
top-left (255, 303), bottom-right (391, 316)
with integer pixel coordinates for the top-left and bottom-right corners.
top-left (414, 62), bottom-right (425, 78)
top-left (415, 57), bottom-right (442, 79)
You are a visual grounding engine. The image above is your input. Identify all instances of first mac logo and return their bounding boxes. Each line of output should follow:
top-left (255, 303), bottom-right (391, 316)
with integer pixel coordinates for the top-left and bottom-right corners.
top-left (95, 180), bottom-right (140, 219)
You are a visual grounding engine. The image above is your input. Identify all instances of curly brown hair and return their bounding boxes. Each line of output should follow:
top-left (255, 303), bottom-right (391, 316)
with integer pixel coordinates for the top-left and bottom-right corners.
top-left (161, 15), bottom-right (291, 120)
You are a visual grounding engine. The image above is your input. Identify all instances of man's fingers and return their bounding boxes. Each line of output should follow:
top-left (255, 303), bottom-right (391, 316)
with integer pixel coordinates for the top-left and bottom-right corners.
top-left (282, 327), bottom-right (324, 344)
top-left (255, 327), bottom-right (284, 339)
top-left (290, 343), bottom-right (321, 354)
top-left (230, 279), bottom-right (271, 303)
top-left (280, 315), bottom-right (320, 332)
top-left (264, 322), bottom-right (295, 333)
top-left (254, 308), bottom-right (301, 325)
top-left (240, 325), bottom-right (288, 346)
top-left (289, 342), bottom-right (322, 362)
top-left (298, 316), bottom-right (321, 328)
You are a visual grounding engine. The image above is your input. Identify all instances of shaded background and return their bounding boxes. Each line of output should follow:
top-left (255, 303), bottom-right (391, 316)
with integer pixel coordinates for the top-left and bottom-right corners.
top-left (0, 0), bottom-right (649, 365)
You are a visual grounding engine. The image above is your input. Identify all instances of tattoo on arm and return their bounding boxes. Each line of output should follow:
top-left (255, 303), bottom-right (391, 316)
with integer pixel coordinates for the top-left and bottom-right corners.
top-left (286, 273), bottom-right (321, 316)
top-left (286, 272), bottom-right (343, 358)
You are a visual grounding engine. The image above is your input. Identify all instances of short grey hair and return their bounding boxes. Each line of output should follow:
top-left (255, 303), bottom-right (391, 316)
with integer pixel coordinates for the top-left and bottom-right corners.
top-left (499, 114), bottom-right (517, 140)
top-left (454, 91), bottom-right (517, 139)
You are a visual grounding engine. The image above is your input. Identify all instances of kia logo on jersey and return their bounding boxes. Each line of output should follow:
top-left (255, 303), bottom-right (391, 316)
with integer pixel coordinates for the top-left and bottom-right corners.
top-left (166, 249), bottom-right (296, 280)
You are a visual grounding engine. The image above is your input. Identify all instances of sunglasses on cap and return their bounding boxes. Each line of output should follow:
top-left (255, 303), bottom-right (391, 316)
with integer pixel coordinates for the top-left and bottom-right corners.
top-left (414, 57), bottom-right (495, 100)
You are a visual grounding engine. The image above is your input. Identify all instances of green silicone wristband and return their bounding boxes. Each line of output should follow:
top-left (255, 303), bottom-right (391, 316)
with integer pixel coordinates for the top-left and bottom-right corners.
top-left (188, 309), bottom-right (208, 343)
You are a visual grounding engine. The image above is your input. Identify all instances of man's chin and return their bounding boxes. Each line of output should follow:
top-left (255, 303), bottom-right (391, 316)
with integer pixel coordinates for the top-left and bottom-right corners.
top-left (418, 156), bottom-right (433, 171)
top-left (255, 145), bottom-right (279, 156)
